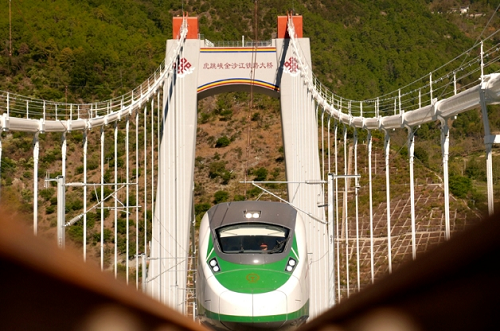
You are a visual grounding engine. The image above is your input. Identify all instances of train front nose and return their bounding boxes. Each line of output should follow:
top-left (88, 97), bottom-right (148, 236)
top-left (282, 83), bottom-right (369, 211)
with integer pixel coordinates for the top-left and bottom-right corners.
top-left (219, 290), bottom-right (288, 330)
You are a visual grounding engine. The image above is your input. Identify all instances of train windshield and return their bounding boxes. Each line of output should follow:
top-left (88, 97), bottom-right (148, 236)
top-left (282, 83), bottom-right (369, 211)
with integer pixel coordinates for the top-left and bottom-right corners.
top-left (216, 223), bottom-right (290, 254)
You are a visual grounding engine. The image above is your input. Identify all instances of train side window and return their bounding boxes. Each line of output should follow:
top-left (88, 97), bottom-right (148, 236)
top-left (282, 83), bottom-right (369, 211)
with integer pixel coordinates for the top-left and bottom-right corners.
top-left (216, 223), bottom-right (290, 254)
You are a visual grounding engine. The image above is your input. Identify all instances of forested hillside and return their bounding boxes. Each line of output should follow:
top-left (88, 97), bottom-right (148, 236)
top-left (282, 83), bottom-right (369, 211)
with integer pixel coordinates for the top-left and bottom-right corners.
top-left (1, 0), bottom-right (499, 268)
top-left (2, 0), bottom-right (496, 100)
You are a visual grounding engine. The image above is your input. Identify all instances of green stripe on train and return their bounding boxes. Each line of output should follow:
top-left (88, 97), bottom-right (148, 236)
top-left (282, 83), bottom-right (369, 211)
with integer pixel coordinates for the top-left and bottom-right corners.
top-left (207, 236), bottom-right (300, 293)
top-left (201, 300), bottom-right (309, 323)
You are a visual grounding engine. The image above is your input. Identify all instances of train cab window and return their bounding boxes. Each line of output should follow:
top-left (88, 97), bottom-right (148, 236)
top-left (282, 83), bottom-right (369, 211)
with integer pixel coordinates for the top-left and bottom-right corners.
top-left (216, 223), bottom-right (290, 254)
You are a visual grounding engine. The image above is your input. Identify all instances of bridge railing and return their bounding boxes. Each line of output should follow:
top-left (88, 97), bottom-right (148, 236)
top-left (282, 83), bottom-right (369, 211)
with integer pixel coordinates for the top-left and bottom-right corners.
top-left (0, 17), bottom-right (189, 125)
top-left (0, 57), bottom-right (167, 122)
top-left (287, 15), bottom-right (500, 120)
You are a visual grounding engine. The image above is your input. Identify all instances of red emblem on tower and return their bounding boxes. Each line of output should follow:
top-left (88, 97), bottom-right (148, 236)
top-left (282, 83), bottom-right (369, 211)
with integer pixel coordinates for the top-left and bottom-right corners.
top-left (174, 58), bottom-right (194, 77)
top-left (283, 57), bottom-right (300, 76)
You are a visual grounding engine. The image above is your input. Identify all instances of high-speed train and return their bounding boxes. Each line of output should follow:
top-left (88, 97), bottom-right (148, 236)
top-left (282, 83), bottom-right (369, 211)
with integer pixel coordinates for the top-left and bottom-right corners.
top-left (196, 201), bottom-right (309, 331)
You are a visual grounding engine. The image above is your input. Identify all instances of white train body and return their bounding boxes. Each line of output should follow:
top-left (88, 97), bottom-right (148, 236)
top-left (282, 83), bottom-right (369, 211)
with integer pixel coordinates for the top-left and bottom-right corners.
top-left (196, 201), bottom-right (309, 331)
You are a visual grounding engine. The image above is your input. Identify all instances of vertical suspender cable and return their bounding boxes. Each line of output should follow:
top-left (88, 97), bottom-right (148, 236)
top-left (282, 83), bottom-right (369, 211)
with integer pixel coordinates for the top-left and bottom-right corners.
top-left (328, 115), bottom-right (331, 174)
top-left (100, 126), bottom-right (105, 270)
top-left (327, 115), bottom-right (333, 307)
top-left (114, 122), bottom-right (118, 277)
top-left (144, 102), bottom-right (149, 274)
top-left (151, 92), bottom-right (156, 297)
top-left (321, 109), bottom-right (325, 182)
top-left (159, 81), bottom-right (163, 302)
top-left (61, 131), bottom-right (67, 248)
top-left (83, 129), bottom-right (88, 260)
top-left (62, 132), bottom-right (67, 178)
top-left (343, 124), bottom-right (349, 297)
top-left (33, 132), bottom-right (39, 235)
top-left (334, 121), bottom-right (340, 301)
top-left (367, 130), bottom-right (374, 283)
top-left (136, 109), bottom-right (140, 289)
top-left (408, 127), bottom-right (417, 259)
top-left (152, 93), bottom-right (156, 260)
top-left (354, 128), bottom-right (360, 291)
top-left (384, 130), bottom-right (392, 273)
top-left (126, 115), bottom-right (130, 283)
top-left (174, 53), bottom-right (179, 310)
top-left (479, 41), bottom-right (495, 216)
top-left (9, 0), bottom-right (12, 57)
top-left (441, 119), bottom-right (451, 240)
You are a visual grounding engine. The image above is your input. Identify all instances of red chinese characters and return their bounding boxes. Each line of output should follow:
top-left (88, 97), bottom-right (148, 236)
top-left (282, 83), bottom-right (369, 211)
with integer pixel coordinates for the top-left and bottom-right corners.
top-left (202, 62), bottom-right (274, 70)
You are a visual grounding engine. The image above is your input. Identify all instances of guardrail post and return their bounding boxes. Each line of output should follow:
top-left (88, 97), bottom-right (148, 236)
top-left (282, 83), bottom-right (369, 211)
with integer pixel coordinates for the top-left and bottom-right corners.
top-left (429, 72), bottom-right (433, 103)
top-left (419, 88), bottom-right (422, 109)
top-left (454, 72), bottom-right (457, 95)
top-left (398, 89), bottom-right (402, 114)
top-left (481, 40), bottom-right (484, 81)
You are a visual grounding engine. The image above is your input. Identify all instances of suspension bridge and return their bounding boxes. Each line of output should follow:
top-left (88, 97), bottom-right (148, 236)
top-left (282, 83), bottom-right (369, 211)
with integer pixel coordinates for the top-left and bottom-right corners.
top-left (1, 13), bottom-right (499, 329)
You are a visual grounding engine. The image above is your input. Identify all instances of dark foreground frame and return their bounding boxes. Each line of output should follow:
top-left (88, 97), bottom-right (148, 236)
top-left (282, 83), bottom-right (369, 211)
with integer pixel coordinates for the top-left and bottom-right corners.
top-left (0, 212), bottom-right (207, 331)
top-left (298, 215), bottom-right (500, 331)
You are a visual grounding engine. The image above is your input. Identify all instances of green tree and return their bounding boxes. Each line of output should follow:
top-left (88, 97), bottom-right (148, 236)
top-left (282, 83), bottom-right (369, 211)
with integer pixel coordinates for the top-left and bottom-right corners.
top-left (253, 167), bottom-right (268, 181)
top-left (214, 190), bottom-right (229, 204)
top-left (449, 175), bottom-right (472, 199)
top-left (215, 136), bottom-right (231, 148)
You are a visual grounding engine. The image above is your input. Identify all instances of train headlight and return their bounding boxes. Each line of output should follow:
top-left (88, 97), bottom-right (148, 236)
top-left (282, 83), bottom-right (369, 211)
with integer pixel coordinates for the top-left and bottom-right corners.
top-left (244, 210), bottom-right (261, 219)
top-left (285, 257), bottom-right (297, 273)
top-left (208, 258), bottom-right (221, 273)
